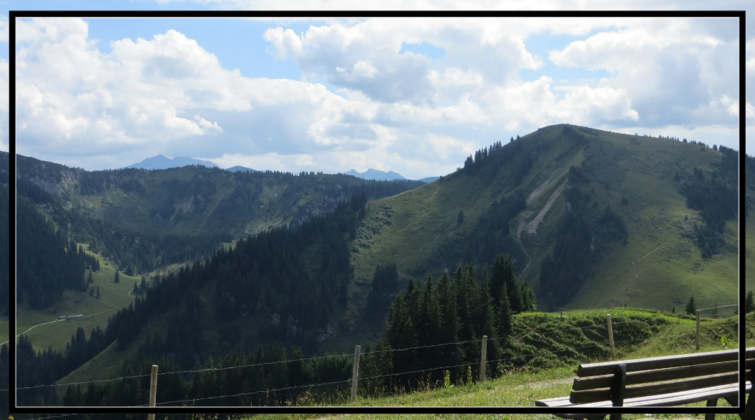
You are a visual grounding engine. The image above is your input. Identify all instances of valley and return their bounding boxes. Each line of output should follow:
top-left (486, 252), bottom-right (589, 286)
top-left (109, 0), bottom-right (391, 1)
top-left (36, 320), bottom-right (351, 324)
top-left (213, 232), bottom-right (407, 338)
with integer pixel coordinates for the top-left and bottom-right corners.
top-left (3, 124), bottom-right (749, 413)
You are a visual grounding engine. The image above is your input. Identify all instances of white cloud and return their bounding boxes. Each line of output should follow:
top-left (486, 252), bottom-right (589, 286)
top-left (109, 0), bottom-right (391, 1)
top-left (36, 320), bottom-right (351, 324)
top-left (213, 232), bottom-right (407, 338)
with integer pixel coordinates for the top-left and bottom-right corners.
top-left (263, 18), bottom-right (544, 104)
top-left (550, 20), bottom-right (738, 128)
top-left (10, 14), bottom-right (746, 175)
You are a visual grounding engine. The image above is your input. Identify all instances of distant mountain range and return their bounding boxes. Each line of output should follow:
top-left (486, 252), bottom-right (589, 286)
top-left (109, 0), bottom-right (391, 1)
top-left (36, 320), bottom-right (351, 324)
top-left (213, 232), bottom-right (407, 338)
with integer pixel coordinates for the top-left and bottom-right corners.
top-left (344, 168), bottom-right (438, 183)
top-left (125, 156), bottom-right (259, 173)
top-left (125, 156), bottom-right (438, 182)
top-left (125, 155), bottom-right (218, 170)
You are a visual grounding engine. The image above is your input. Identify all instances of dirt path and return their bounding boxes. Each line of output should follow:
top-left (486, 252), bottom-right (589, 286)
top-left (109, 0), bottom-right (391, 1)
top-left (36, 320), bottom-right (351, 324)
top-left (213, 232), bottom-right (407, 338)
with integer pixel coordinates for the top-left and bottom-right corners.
top-left (1, 319), bottom-right (62, 346)
top-left (632, 242), bottom-right (666, 265)
top-left (2, 305), bottom-right (124, 347)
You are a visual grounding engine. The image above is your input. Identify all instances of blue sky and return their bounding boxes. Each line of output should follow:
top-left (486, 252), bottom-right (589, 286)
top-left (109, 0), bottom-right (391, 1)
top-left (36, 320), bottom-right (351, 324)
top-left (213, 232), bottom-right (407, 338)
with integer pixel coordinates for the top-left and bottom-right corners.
top-left (1, 1), bottom-right (750, 179)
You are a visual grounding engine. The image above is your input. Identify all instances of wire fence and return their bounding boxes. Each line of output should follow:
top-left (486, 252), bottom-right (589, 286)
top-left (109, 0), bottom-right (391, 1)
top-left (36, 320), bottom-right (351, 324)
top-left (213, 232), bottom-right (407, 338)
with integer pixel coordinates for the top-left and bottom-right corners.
top-left (5, 309), bottom-right (734, 407)
top-left (698, 303), bottom-right (738, 319)
top-left (6, 321), bottom-right (616, 392)
top-left (141, 338), bottom-right (648, 408)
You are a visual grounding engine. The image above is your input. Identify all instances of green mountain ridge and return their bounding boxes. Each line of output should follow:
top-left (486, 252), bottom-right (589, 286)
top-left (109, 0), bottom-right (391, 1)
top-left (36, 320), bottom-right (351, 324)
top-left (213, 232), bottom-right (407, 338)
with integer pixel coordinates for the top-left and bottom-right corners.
top-left (5, 124), bottom-right (749, 411)
top-left (9, 152), bottom-right (424, 240)
top-left (339, 124), bottom-right (745, 348)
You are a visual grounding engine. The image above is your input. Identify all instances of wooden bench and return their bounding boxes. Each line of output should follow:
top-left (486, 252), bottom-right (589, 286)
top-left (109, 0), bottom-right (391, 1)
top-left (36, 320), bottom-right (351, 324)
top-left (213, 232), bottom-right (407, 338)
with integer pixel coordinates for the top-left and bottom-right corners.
top-left (536, 347), bottom-right (754, 420)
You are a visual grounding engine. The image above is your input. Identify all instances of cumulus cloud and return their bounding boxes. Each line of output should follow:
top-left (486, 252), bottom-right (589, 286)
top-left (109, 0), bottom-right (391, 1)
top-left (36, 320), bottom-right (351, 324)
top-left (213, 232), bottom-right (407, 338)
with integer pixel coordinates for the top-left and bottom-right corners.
top-left (263, 18), bottom-right (544, 104)
top-left (14, 19), bottom-right (387, 167)
top-left (549, 19), bottom-right (738, 128)
top-left (9, 14), bottom-right (744, 175)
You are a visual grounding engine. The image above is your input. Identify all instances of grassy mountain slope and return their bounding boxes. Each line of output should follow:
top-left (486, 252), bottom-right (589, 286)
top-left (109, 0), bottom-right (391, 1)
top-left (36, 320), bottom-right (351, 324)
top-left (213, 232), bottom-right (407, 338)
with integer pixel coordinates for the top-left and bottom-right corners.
top-left (6, 152), bottom-right (422, 349)
top-left (11, 152), bottom-right (424, 240)
top-left (345, 125), bottom-right (743, 340)
top-left (13, 243), bottom-right (140, 352)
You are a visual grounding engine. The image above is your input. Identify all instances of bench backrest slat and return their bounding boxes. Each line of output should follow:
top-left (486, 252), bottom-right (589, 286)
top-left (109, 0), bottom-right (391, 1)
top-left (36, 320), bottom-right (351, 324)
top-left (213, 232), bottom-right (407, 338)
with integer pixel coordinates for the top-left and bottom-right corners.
top-left (570, 371), bottom-right (748, 404)
top-left (572, 359), bottom-right (753, 391)
top-left (576, 348), bottom-right (754, 377)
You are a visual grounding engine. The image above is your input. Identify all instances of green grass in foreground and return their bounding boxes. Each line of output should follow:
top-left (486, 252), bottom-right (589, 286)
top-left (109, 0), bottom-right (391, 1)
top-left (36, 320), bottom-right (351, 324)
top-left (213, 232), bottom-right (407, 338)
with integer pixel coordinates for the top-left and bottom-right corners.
top-left (239, 311), bottom-right (753, 420)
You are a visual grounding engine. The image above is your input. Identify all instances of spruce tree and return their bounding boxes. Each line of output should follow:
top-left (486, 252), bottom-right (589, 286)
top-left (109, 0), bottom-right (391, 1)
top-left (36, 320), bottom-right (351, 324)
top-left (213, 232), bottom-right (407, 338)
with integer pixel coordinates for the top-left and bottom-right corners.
top-left (496, 285), bottom-right (513, 340)
top-left (416, 277), bottom-right (442, 376)
top-left (437, 272), bottom-right (464, 377)
top-left (114, 270), bottom-right (120, 284)
top-left (685, 295), bottom-right (696, 315)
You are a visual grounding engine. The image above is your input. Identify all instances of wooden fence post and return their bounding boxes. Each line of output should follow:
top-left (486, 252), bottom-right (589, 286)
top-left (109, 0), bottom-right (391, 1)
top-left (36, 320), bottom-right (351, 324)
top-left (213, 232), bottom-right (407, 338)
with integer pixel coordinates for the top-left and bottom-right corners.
top-left (351, 345), bottom-right (361, 401)
top-left (480, 335), bottom-right (487, 382)
top-left (696, 310), bottom-right (701, 350)
top-left (607, 314), bottom-right (615, 359)
top-left (148, 364), bottom-right (158, 420)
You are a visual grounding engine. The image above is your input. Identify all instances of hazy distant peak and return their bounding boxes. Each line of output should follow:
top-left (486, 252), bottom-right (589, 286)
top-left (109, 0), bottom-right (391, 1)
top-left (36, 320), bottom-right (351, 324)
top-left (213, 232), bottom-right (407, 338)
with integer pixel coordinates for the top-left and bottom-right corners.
top-left (343, 168), bottom-right (407, 181)
top-left (125, 155), bottom-right (218, 170)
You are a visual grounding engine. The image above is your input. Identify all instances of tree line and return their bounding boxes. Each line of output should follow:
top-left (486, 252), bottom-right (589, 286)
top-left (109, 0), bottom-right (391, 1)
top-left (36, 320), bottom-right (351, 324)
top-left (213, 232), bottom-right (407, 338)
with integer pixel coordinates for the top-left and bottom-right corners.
top-left (5, 194), bottom-right (371, 411)
top-left (14, 253), bottom-right (535, 413)
top-left (371, 254), bottom-right (536, 392)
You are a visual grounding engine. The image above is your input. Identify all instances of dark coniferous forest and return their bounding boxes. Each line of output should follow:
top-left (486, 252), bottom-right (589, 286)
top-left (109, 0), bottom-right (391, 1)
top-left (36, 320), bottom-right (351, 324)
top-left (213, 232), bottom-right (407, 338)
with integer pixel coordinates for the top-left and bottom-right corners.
top-left (3, 125), bottom-right (749, 416)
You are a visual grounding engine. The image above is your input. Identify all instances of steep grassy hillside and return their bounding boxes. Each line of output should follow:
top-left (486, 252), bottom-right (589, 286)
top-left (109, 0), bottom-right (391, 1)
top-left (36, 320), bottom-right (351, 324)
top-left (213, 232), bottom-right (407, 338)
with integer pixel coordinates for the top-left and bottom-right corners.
top-left (345, 125), bottom-right (743, 341)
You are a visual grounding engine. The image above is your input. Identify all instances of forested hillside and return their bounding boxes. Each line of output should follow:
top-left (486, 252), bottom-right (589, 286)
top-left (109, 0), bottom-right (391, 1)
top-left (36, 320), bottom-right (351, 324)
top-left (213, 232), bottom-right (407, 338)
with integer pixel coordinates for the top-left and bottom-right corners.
top-left (5, 124), bottom-right (748, 414)
top-left (13, 195), bottom-right (370, 407)
top-left (345, 124), bottom-right (743, 345)
top-left (11, 152), bottom-right (423, 239)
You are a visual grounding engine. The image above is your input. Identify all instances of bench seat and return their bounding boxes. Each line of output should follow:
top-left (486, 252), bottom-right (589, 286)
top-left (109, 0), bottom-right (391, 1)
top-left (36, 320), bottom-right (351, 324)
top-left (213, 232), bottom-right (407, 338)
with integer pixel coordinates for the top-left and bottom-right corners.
top-left (535, 347), bottom-right (754, 420)
top-left (537, 381), bottom-right (751, 411)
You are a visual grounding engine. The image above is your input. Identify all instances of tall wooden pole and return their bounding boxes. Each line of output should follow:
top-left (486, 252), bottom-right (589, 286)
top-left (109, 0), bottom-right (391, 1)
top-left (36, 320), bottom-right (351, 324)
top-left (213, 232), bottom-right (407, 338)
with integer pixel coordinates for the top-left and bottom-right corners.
top-left (480, 335), bottom-right (488, 382)
top-left (148, 364), bottom-right (158, 420)
top-left (351, 345), bottom-right (361, 401)
top-left (607, 314), bottom-right (615, 359)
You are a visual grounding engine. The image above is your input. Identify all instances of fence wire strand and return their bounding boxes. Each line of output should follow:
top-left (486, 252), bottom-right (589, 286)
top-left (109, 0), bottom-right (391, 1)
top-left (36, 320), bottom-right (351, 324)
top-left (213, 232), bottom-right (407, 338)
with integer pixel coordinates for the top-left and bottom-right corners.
top-left (6, 309), bottom-right (718, 395)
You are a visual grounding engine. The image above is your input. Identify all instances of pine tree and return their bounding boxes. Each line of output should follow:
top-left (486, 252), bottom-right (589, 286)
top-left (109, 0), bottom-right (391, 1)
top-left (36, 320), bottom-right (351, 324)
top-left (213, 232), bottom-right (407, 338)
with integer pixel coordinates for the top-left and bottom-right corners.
top-left (114, 270), bottom-right (120, 284)
top-left (417, 277), bottom-right (442, 372)
top-left (436, 272), bottom-right (464, 379)
top-left (685, 295), bottom-right (696, 315)
top-left (95, 286), bottom-right (100, 299)
top-left (496, 285), bottom-right (513, 341)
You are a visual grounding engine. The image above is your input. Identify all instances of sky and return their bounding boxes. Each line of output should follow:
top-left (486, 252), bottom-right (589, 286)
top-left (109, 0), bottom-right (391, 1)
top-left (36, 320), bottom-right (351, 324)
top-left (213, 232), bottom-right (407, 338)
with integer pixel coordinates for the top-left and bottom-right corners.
top-left (1, 1), bottom-right (751, 180)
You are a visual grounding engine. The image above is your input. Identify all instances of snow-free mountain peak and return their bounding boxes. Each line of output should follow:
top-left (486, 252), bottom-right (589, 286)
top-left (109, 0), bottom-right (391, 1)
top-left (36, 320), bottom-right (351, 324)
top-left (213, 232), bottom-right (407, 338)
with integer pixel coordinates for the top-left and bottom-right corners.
top-left (343, 168), bottom-right (410, 181)
top-left (125, 155), bottom-right (218, 170)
